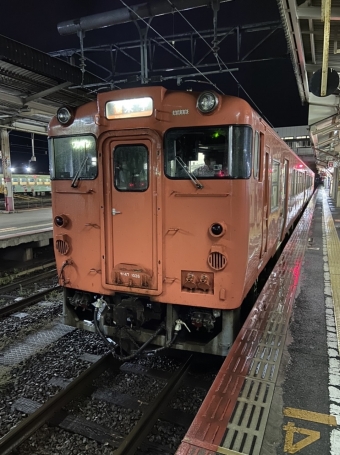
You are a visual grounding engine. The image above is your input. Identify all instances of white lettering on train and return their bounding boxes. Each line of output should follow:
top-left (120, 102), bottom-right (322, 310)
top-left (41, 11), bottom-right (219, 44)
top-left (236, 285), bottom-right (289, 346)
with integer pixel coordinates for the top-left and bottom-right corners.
top-left (172, 109), bottom-right (189, 116)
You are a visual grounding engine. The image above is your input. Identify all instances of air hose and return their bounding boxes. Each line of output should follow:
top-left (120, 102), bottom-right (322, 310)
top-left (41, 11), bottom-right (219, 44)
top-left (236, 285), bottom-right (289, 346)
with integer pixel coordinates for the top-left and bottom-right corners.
top-left (93, 306), bottom-right (187, 360)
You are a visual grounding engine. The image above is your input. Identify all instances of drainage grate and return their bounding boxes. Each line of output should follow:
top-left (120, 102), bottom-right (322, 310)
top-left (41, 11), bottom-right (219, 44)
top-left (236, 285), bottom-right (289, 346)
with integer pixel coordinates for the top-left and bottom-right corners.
top-left (222, 378), bottom-right (275, 455)
top-left (0, 323), bottom-right (75, 365)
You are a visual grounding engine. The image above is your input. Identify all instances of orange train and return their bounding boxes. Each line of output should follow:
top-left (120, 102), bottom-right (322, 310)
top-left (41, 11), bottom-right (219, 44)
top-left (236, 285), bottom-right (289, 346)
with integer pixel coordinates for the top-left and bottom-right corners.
top-left (48, 87), bottom-right (314, 357)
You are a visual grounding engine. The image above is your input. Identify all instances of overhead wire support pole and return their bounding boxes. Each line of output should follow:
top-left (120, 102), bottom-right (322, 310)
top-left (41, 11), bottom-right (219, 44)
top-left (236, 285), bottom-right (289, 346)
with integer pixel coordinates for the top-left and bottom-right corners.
top-left (77, 30), bottom-right (86, 86)
top-left (321, 0), bottom-right (331, 96)
top-left (119, 0), bottom-right (225, 94)
top-left (134, 19), bottom-right (152, 84)
top-left (166, 0), bottom-right (274, 126)
top-left (0, 129), bottom-right (14, 213)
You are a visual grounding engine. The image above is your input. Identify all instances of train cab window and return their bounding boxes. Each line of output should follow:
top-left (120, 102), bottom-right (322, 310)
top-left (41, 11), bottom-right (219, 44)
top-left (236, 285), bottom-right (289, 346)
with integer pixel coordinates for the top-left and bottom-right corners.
top-left (48, 135), bottom-right (97, 180)
top-left (253, 131), bottom-right (260, 179)
top-left (164, 125), bottom-right (252, 180)
top-left (113, 144), bottom-right (148, 192)
top-left (271, 160), bottom-right (280, 211)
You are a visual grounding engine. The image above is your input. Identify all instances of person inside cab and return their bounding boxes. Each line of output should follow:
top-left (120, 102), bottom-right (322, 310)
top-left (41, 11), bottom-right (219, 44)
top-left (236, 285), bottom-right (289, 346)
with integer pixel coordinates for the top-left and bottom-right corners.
top-left (193, 153), bottom-right (215, 177)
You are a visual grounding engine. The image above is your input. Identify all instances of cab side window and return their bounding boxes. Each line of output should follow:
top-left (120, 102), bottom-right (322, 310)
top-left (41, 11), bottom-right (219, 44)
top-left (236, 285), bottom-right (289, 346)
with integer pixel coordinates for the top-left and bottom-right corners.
top-left (253, 131), bottom-right (260, 179)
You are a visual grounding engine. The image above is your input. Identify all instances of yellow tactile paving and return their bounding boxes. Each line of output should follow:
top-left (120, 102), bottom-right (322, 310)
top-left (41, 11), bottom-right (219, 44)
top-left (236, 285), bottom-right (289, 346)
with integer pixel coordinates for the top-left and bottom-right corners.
top-left (322, 190), bottom-right (340, 355)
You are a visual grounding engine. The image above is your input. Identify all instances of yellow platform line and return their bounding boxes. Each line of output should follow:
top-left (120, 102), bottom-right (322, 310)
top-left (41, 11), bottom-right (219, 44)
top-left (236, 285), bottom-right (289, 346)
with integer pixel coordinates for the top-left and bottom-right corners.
top-left (216, 448), bottom-right (246, 455)
top-left (322, 190), bottom-right (340, 355)
top-left (284, 407), bottom-right (337, 426)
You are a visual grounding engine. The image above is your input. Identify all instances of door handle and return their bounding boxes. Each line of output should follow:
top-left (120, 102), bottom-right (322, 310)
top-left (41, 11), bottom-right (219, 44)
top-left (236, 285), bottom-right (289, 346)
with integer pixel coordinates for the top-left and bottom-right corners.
top-left (112, 208), bottom-right (122, 215)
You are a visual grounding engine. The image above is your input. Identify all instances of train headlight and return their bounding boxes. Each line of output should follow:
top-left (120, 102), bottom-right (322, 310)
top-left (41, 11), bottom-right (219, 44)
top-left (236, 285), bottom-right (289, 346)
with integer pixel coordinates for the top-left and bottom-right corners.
top-left (197, 91), bottom-right (218, 114)
top-left (57, 107), bottom-right (74, 125)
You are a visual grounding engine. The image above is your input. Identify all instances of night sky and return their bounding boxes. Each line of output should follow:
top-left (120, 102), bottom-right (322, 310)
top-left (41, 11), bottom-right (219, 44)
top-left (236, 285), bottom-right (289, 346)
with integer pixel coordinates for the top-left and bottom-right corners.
top-left (0, 0), bottom-right (308, 173)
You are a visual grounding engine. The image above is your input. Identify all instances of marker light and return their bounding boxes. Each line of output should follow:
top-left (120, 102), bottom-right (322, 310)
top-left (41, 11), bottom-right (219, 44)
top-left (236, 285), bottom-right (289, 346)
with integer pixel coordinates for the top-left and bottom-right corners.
top-left (57, 107), bottom-right (74, 125)
top-left (106, 97), bottom-right (153, 119)
top-left (54, 215), bottom-right (69, 228)
top-left (197, 91), bottom-right (219, 114)
top-left (209, 222), bottom-right (226, 238)
top-left (210, 223), bottom-right (223, 236)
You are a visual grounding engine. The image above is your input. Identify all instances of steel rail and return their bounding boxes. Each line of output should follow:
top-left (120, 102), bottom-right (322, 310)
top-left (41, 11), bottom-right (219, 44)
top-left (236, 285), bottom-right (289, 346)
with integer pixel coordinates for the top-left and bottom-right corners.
top-left (0, 352), bottom-right (115, 455)
top-left (0, 268), bottom-right (57, 294)
top-left (0, 286), bottom-right (61, 318)
top-left (114, 354), bottom-right (193, 455)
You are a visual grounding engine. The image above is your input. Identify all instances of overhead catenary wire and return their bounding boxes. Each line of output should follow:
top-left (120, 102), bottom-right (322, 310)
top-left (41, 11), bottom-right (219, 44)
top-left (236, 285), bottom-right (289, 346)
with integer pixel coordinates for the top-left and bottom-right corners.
top-left (118, 0), bottom-right (225, 95)
top-left (165, 0), bottom-right (274, 127)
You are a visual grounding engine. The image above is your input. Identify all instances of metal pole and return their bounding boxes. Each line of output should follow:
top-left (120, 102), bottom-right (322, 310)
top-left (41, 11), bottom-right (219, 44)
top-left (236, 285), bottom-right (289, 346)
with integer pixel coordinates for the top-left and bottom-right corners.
top-left (0, 129), bottom-right (14, 212)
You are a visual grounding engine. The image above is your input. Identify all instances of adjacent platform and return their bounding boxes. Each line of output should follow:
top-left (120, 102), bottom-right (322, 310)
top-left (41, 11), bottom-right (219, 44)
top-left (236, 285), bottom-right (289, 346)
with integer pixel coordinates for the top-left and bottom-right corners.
top-left (0, 208), bottom-right (52, 249)
top-left (0, 208), bottom-right (53, 263)
top-left (176, 188), bottom-right (340, 455)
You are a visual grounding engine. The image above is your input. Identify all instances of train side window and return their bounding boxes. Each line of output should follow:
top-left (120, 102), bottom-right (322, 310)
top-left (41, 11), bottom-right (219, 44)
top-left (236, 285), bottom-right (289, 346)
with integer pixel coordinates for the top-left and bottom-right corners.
top-left (258, 132), bottom-right (264, 182)
top-left (253, 131), bottom-right (260, 179)
top-left (113, 144), bottom-right (148, 192)
top-left (270, 160), bottom-right (280, 211)
top-left (291, 170), bottom-right (295, 196)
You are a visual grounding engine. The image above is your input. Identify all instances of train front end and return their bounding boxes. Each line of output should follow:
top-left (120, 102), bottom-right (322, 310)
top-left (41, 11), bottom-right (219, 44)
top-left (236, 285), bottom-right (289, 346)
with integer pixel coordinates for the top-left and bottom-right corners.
top-left (49, 88), bottom-right (255, 356)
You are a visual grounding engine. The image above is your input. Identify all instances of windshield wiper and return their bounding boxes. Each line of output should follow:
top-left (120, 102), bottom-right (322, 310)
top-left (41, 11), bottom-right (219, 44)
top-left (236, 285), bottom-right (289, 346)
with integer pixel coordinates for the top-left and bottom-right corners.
top-left (175, 156), bottom-right (203, 189)
top-left (71, 155), bottom-right (89, 188)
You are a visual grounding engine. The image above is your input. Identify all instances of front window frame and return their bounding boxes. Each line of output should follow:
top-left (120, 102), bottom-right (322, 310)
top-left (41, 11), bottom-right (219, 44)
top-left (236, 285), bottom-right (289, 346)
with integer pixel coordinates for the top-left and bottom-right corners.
top-left (164, 125), bottom-right (252, 180)
top-left (48, 134), bottom-right (97, 180)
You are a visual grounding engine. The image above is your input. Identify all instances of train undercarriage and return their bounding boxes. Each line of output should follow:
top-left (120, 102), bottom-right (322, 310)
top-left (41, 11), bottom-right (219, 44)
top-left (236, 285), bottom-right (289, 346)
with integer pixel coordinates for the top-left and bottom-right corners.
top-left (63, 288), bottom-right (241, 357)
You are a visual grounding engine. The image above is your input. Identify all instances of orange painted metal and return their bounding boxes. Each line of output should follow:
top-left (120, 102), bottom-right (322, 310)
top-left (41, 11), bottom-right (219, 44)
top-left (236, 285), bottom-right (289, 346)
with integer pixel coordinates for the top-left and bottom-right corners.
top-left (49, 87), bottom-right (314, 314)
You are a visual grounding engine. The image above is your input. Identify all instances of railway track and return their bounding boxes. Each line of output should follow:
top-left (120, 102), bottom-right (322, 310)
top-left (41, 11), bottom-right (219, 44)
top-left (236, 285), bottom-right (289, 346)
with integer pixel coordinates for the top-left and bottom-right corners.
top-left (0, 262), bottom-right (56, 287)
top-left (0, 353), bottom-right (114, 455)
top-left (0, 265), bottom-right (59, 318)
top-left (0, 285), bottom-right (61, 318)
top-left (0, 267), bottom-right (56, 293)
top-left (0, 352), bottom-right (201, 455)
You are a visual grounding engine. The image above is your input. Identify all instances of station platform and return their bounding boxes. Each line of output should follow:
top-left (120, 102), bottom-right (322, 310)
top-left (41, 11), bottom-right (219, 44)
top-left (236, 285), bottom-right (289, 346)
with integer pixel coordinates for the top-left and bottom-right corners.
top-left (176, 188), bottom-right (340, 455)
top-left (0, 208), bottom-right (53, 263)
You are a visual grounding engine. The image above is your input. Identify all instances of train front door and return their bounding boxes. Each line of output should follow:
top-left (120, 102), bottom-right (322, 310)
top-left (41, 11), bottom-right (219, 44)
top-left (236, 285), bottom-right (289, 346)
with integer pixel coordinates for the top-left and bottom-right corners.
top-left (102, 130), bottom-right (162, 293)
